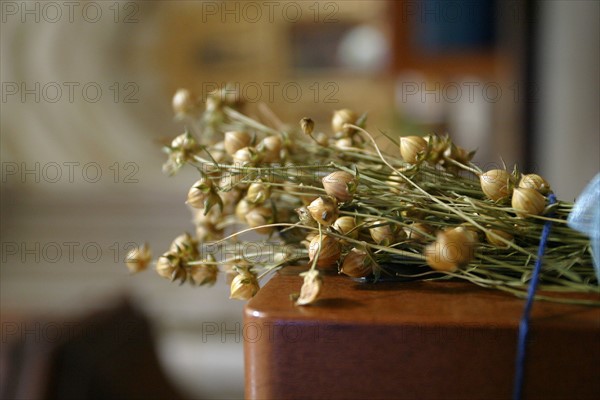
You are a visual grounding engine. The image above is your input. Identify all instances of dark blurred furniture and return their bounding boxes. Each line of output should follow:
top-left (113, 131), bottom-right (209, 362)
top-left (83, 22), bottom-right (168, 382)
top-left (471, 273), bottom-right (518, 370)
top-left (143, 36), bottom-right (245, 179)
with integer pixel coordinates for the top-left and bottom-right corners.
top-left (1, 300), bottom-right (186, 400)
top-left (244, 269), bottom-right (600, 399)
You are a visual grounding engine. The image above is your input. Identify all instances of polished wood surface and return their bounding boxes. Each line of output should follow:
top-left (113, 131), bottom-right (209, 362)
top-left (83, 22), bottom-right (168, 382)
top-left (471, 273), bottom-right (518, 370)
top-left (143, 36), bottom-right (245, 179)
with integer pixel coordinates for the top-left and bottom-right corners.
top-left (244, 269), bottom-right (600, 399)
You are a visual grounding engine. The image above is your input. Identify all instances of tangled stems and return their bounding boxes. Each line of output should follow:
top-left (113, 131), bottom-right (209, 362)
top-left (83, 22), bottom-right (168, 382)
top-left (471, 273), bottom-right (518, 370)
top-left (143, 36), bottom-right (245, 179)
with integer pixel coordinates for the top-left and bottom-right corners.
top-left (149, 95), bottom-right (598, 305)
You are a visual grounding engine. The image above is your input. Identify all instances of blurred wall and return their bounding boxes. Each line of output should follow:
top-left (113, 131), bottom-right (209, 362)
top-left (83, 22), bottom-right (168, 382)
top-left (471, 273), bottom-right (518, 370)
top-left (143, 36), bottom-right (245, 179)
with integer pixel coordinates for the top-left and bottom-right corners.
top-left (535, 0), bottom-right (600, 199)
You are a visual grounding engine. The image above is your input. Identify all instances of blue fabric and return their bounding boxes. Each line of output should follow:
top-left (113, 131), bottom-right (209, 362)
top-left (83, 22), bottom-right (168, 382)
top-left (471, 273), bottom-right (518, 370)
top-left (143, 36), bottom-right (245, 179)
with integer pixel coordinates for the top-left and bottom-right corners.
top-left (567, 173), bottom-right (600, 279)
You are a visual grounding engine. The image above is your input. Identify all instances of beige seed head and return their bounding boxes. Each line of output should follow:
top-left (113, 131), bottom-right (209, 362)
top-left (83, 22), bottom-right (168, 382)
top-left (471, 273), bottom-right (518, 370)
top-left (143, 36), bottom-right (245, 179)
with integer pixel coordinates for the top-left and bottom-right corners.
top-left (480, 169), bottom-right (513, 201)
top-left (424, 227), bottom-right (478, 272)
top-left (512, 188), bottom-right (546, 218)
top-left (229, 271), bottom-right (260, 300)
top-left (308, 234), bottom-right (341, 270)
top-left (172, 88), bottom-right (198, 117)
top-left (224, 131), bottom-right (252, 156)
top-left (322, 171), bottom-right (357, 203)
top-left (369, 220), bottom-right (403, 246)
top-left (400, 136), bottom-right (428, 164)
top-left (245, 206), bottom-right (274, 235)
top-left (332, 109), bottom-right (357, 135)
top-left (186, 178), bottom-right (214, 209)
top-left (169, 232), bottom-right (199, 260)
top-left (245, 182), bottom-right (271, 204)
top-left (156, 252), bottom-right (187, 282)
top-left (307, 196), bottom-right (339, 226)
top-left (300, 117), bottom-right (315, 136)
top-left (519, 174), bottom-right (551, 195)
top-left (332, 216), bottom-right (358, 240)
top-left (485, 229), bottom-right (514, 248)
top-left (189, 255), bottom-right (218, 286)
top-left (404, 223), bottom-right (433, 243)
top-left (125, 243), bottom-right (151, 274)
top-left (296, 269), bottom-right (323, 306)
top-left (258, 135), bottom-right (283, 163)
top-left (340, 249), bottom-right (373, 278)
top-left (235, 199), bottom-right (255, 221)
top-left (335, 137), bottom-right (354, 150)
top-left (233, 146), bottom-right (262, 166)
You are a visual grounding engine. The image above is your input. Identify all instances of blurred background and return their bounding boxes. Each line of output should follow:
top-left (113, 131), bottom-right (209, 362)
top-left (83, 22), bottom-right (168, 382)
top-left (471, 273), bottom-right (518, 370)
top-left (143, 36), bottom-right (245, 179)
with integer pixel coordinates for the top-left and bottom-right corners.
top-left (1, 1), bottom-right (598, 398)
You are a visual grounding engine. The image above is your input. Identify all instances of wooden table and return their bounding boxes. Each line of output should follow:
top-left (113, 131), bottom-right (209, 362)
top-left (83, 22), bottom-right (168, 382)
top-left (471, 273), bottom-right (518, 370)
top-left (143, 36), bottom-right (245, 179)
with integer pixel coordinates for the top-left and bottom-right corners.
top-left (244, 268), bottom-right (600, 399)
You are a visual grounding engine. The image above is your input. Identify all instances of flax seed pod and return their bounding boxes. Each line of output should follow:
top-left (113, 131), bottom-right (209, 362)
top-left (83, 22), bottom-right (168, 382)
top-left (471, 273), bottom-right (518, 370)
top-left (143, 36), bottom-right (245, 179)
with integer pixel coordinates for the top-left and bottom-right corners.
top-left (480, 169), bottom-right (513, 201)
top-left (307, 196), bottom-right (339, 226)
top-left (519, 174), bottom-right (551, 195)
top-left (245, 182), bottom-right (271, 204)
top-left (258, 135), bottom-right (283, 163)
top-left (332, 216), bottom-right (358, 240)
top-left (335, 137), bottom-right (354, 150)
top-left (186, 178), bottom-right (214, 208)
top-left (308, 235), bottom-right (341, 269)
top-left (340, 249), bottom-right (373, 278)
top-left (156, 252), bottom-right (187, 283)
top-left (229, 270), bottom-right (260, 300)
top-left (300, 117), bottom-right (315, 136)
top-left (332, 109), bottom-right (357, 136)
top-left (233, 146), bottom-right (262, 166)
top-left (369, 220), bottom-right (405, 246)
top-left (224, 131), bottom-right (251, 156)
top-left (400, 136), bottom-right (428, 164)
top-left (169, 232), bottom-right (200, 260)
top-left (296, 269), bottom-right (323, 306)
top-left (125, 243), bottom-right (151, 274)
top-left (322, 171), bottom-right (357, 203)
top-left (512, 188), bottom-right (546, 218)
top-left (245, 206), bottom-right (274, 235)
top-left (235, 199), bottom-right (255, 221)
top-left (189, 255), bottom-right (218, 286)
top-left (404, 223), bottom-right (433, 243)
top-left (485, 229), bottom-right (514, 248)
top-left (172, 88), bottom-right (199, 117)
top-left (424, 227), bottom-right (477, 272)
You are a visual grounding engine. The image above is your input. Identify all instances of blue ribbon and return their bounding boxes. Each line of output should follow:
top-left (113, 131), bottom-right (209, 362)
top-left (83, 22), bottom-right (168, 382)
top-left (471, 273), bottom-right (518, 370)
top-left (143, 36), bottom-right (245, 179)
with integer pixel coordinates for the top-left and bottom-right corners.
top-left (513, 193), bottom-right (557, 400)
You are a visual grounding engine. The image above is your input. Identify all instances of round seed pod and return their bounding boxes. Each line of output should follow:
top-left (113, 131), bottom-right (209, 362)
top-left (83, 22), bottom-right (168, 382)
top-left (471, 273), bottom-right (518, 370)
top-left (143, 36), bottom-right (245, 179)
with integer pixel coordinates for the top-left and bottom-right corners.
top-left (519, 174), bottom-right (551, 195)
top-left (259, 135), bottom-right (283, 163)
top-left (172, 88), bottom-right (198, 116)
top-left (424, 227), bottom-right (478, 272)
top-left (307, 196), bottom-right (339, 226)
top-left (332, 109), bottom-right (357, 136)
top-left (189, 255), bottom-right (218, 286)
top-left (229, 271), bottom-right (260, 300)
top-left (512, 188), bottom-right (546, 218)
top-left (308, 235), bottom-right (341, 270)
top-left (125, 244), bottom-right (151, 274)
top-left (246, 182), bottom-right (271, 204)
top-left (233, 146), bottom-right (262, 166)
top-left (245, 206), bottom-right (274, 235)
top-left (186, 178), bottom-right (214, 209)
top-left (235, 199), bottom-right (255, 221)
top-left (400, 136), bottom-right (428, 164)
top-left (224, 131), bottom-right (251, 156)
top-left (332, 216), bottom-right (358, 240)
top-left (340, 249), bottom-right (373, 278)
top-left (322, 171), bottom-right (357, 202)
top-left (169, 232), bottom-right (199, 260)
top-left (156, 252), bottom-right (187, 282)
top-left (404, 222), bottom-right (433, 243)
top-left (480, 169), bottom-right (513, 201)
top-left (485, 229), bottom-right (514, 248)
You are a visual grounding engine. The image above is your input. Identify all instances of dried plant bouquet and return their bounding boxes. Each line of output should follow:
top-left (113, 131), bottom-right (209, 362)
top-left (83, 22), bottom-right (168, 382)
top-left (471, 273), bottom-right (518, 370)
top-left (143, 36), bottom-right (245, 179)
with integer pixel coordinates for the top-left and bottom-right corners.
top-left (126, 88), bottom-right (599, 306)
